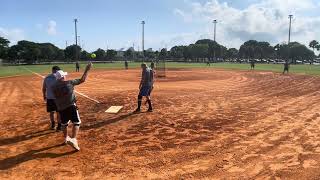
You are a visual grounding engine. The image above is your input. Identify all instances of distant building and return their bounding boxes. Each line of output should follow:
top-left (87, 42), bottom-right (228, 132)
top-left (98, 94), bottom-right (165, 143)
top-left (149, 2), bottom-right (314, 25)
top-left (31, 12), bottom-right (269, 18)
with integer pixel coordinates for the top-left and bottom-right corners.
top-left (128, 47), bottom-right (135, 52)
top-left (117, 48), bottom-right (125, 57)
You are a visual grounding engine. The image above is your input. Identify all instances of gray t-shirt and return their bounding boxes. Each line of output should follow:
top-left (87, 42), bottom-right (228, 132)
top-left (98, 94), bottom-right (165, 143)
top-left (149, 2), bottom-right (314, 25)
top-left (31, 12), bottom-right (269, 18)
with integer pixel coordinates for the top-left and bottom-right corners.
top-left (52, 79), bottom-right (81, 111)
top-left (43, 74), bottom-right (57, 99)
top-left (141, 68), bottom-right (152, 87)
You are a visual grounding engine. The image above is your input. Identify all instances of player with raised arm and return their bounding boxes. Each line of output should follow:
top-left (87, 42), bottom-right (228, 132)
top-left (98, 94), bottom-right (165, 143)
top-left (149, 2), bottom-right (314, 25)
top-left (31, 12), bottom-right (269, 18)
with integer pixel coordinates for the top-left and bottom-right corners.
top-left (52, 62), bottom-right (92, 151)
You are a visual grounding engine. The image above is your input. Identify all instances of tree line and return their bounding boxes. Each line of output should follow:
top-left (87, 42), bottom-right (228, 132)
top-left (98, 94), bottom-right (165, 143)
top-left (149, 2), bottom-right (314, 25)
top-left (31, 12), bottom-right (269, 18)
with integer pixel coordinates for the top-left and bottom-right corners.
top-left (0, 36), bottom-right (319, 64)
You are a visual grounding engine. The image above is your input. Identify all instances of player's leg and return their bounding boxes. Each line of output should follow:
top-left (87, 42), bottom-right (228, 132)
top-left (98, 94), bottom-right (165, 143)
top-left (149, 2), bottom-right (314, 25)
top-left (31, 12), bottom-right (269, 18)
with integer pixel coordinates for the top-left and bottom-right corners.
top-left (70, 105), bottom-right (81, 139)
top-left (59, 107), bottom-right (71, 144)
top-left (145, 86), bottom-right (153, 105)
top-left (56, 112), bottom-right (62, 131)
top-left (69, 105), bottom-right (81, 151)
top-left (49, 112), bottom-right (55, 129)
top-left (146, 96), bottom-right (153, 112)
top-left (47, 99), bottom-right (56, 129)
top-left (135, 95), bottom-right (143, 112)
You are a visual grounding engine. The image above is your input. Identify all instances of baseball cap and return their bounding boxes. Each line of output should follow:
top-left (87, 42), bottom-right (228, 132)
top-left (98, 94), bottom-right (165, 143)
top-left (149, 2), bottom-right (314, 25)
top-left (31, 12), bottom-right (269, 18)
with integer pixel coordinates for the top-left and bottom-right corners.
top-left (52, 66), bottom-right (61, 72)
top-left (55, 70), bottom-right (68, 80)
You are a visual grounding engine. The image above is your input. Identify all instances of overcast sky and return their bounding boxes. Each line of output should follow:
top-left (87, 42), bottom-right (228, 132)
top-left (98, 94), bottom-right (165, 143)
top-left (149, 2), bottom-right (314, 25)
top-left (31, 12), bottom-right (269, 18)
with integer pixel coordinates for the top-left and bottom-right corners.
top-left (1, 0), bottom-right (319, 52)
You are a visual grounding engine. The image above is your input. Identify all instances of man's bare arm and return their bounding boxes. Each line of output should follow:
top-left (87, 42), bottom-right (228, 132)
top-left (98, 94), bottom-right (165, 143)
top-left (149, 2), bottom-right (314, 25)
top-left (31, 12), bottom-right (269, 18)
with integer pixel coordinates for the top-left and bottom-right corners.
top-left (79, 62), bottom-right (92, 83)
top-left (42, 80), bottom-right (47, 100)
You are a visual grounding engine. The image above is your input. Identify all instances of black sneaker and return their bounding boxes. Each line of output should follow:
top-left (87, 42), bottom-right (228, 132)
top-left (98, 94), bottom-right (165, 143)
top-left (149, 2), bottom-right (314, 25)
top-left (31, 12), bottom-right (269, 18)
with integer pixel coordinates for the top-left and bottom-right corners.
top-left (147, 108), bottom-right (153, 112)
top-left (133, 108), bottom-right (141, 113)
top-left (56, 124), bottom-right (62, 132)
top-left (50, 123), bottom-right (55, 130)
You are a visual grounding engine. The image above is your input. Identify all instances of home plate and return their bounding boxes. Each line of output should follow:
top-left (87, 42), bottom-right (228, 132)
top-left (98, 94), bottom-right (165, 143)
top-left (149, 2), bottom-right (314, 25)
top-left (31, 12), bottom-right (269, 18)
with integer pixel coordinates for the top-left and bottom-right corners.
top-left (105, 106), bottom-right (123, 113)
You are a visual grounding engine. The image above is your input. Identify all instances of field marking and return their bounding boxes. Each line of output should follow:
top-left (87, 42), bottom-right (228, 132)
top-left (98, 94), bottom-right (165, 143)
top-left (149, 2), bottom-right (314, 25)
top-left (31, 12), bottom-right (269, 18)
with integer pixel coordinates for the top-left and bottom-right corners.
top-left (24, 67), bottom-right (100, 104)
top-left (0, 75), bottom-right (24, 79)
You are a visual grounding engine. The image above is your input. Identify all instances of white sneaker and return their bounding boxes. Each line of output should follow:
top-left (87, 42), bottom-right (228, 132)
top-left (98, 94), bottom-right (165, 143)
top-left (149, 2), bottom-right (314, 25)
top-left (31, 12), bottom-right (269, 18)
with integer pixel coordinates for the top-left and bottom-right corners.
top-left (67, 138), bottom-right (80, 151)
top-left (64, 136), bottom-right (71, 144)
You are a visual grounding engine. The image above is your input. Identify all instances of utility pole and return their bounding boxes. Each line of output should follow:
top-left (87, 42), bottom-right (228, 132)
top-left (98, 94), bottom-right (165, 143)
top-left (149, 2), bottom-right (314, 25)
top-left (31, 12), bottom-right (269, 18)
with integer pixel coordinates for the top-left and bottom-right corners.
top-left (74, 18), bottom-right (78, 60)
top-left (66, 41), bottom-right (68, 48)
top-left (141, 21), bottom-right (145, 58)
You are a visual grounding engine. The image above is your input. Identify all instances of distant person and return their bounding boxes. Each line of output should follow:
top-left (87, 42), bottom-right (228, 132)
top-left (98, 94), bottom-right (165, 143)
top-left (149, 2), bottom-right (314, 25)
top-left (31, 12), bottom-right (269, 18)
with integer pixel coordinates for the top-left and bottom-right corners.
top-left (125, 60), bottom-right (128, 70)
top-left (283, 61), bottom-right (290, 74)
top-left (76, 61), bottom-right (80, 72)
top-left (43, 66), bottom-right (62, 131)
top-left (52, 62), bottom-right (92, 151)
top-left (250, 59), bottom-right (255, 70)
top-left (134, 63), bottom-right (153, 113)
top-left (206, 60), bottom-right (211, 66)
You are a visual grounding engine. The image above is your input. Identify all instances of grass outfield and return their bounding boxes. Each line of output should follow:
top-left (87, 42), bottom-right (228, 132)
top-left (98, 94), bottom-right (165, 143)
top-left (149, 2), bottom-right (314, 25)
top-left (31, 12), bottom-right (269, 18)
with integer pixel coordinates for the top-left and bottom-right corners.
top-left (0, 62), bottom-right (320, 77)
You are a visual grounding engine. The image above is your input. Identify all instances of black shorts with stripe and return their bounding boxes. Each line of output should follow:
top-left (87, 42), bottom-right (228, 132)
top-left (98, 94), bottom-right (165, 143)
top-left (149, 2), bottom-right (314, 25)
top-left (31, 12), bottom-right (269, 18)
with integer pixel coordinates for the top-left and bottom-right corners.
top-left (59, 105), bottom-right (81, 126)
top-left (47, 99), bottom-right (57, 112)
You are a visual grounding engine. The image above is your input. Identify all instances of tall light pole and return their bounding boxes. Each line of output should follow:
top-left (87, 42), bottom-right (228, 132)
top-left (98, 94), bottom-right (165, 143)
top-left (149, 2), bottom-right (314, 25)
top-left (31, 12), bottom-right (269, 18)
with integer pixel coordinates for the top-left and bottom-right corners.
top-left (77, 36), bottom-right (81, 48)
top-left (141, 21), bottom-right (145, 58)
top-left (288, 15), bottom-right (293, 44)
top-left (288, 15), bottom-right (293, 62)
top-left (213, 20), bottom-right (217, 62)
top-left (213, 19), bottom-right (217, 42)
top-left (74, 18), bottom-right (78, 60)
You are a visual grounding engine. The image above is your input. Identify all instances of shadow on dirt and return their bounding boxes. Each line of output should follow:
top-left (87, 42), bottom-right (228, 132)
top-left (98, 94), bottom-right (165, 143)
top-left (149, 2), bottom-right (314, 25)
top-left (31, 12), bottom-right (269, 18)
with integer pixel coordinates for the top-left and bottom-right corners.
top-left (0, 143), bottom-right (77, 170)
top-left (81, 112), bottom-right (139, 130)
top-left (0, 129), bottom-right (55, 147)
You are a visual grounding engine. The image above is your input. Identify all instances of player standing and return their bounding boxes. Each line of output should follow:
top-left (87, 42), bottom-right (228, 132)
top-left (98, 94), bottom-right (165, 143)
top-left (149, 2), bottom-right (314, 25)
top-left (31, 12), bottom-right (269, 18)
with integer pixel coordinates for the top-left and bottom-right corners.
top-left (52, 62), bottom-right (92, 151)
top-left (76, 61), bottom-right (80, 72)
top-left (250, 59), bottom-right (255, 70)
top-left (145, 62), bottom-right (155, 105)
top-left (206, 60), bottom-right (211, 66)
top-left (43, 66), bottom-right (61, 131)
top-left (125, 60), bottom-right (128, 70)
top-left (283, 60), bottom-right (290, 74)
top-left (135, 63), bottom-right (153, 112)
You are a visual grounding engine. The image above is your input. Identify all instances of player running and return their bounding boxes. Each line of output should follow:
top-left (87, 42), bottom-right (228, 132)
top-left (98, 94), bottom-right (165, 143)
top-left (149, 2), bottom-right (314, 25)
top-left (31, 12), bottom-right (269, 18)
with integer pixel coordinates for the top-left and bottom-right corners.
top-left (52, 62), bottom-right (92, 151)
top-left (135, 63), bottom-right (153, 113)
top-left (43, 66), bottom-right (62, 131)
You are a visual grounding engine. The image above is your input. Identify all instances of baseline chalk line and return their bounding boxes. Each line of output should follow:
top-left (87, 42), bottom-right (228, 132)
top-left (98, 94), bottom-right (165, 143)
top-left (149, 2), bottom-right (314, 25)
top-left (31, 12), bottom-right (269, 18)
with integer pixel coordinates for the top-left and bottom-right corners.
top-left (24, 67), bottom-right (100, 103)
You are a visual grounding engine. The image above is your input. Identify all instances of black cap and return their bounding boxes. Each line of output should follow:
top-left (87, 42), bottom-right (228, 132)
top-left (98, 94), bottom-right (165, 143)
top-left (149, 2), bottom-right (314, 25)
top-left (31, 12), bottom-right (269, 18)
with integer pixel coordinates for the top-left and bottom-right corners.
top-left (52, 66), bottom-right (61, 72)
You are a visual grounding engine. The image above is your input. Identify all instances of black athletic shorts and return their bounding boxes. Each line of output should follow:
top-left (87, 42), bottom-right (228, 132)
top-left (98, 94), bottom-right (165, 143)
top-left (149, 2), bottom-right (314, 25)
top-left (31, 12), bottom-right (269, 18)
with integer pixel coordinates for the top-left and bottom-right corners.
top-left (59, 105), bottom-right (81, 126)
top-left (47, 99), bottom-right (57, 112)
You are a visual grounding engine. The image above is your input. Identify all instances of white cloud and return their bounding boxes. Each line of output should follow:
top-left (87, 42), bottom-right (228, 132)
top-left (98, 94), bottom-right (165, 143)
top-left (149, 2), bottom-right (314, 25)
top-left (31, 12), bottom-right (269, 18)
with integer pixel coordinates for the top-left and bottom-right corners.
top-left (47, 20), bottom-right (57, 35)
top-left (0, 27), bottom-right (25, 44)
top-left (173, 0), bottom-right (320, 49)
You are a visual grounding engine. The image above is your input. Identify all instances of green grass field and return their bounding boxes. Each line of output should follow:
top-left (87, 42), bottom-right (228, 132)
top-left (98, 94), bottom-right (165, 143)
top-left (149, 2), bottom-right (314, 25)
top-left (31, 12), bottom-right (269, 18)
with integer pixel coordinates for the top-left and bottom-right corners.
top-left (0, 62), bottom-right (320, 77)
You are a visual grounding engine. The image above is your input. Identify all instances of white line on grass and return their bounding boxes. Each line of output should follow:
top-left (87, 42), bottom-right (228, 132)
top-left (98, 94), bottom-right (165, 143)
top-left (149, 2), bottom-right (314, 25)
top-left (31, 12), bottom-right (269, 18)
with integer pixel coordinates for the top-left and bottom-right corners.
top-left (24, 67), bottom-right (100, 104)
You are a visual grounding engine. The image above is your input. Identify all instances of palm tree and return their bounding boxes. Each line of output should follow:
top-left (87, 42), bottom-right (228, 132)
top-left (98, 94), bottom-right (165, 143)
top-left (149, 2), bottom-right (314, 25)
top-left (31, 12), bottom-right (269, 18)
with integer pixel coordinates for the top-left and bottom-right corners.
top-left (309, 40), bottom-right (319, 52)
top-left (309, 40), bottom-right (319, 64)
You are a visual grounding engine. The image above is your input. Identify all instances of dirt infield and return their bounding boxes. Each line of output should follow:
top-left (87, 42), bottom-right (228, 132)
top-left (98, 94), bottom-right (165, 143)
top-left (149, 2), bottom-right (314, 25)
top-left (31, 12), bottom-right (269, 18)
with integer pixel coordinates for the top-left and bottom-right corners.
top-left (1, 68), bottom-right (320, 179)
